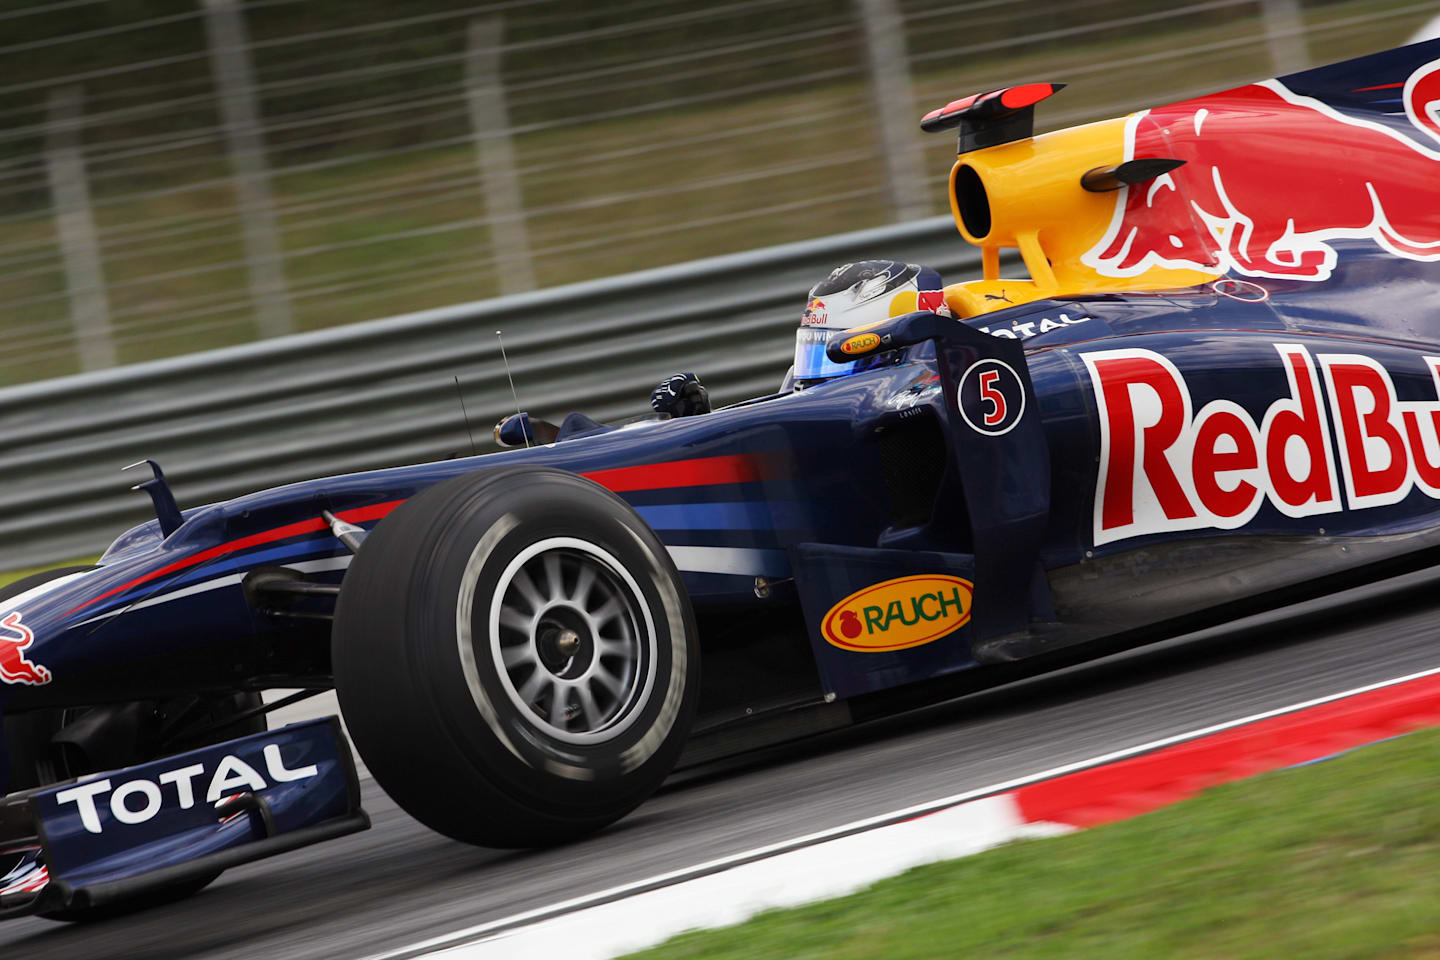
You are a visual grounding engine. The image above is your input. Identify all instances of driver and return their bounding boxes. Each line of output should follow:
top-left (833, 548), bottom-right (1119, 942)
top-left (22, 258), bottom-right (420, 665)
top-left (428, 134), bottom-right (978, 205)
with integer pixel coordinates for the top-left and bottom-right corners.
top-left (651, 260), bottom-right (949, 417)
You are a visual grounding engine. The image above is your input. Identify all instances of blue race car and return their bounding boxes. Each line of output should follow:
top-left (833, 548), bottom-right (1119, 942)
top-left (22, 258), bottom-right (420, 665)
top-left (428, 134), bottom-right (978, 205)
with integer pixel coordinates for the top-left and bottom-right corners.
top-left (5, 40), bottom-right (1440, 920)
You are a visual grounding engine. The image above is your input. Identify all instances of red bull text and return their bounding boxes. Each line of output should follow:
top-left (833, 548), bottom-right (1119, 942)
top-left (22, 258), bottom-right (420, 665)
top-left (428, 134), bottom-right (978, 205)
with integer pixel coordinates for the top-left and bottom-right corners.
top-left (1084, 343), bottom-right (1440, 546)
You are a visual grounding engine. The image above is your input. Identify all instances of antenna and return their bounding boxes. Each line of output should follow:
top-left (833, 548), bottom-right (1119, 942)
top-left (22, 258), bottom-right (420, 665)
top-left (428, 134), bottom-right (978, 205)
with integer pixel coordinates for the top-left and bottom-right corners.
top-left (453, 375), bottom-right (478, 457)
top-left (495, 329), bottom-right (530, 448)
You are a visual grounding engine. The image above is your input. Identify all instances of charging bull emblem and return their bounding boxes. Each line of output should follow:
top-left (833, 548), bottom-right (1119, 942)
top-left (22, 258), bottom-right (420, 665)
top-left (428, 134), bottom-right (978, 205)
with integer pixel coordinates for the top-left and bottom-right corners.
top-left (1084, 57), bottom-right (1440, 282)
top-left (0, 611), bottom-right (52, 685)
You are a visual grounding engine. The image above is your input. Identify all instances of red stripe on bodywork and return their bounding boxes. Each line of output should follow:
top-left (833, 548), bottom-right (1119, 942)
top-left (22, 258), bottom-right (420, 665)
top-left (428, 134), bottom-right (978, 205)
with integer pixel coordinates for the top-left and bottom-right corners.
top-left (68, 500), bottom-right (404, 614)
top-left (1353, 82), bottom-right (1404, 91)
top-left (68, 454), bottom-right (758, 616)
top-left (583, 454), bottom-right (760, 492)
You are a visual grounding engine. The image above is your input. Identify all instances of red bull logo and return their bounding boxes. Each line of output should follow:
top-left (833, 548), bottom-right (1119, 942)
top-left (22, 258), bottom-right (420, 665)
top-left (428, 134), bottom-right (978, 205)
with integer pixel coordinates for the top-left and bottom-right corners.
top-left (916, 289), bottom-right (950, 315)
top-left (1083, 57), bottom-right (1440, 282)
top-left (0, 611), bottom-right (51, 686)
top-left (801, 297), bottom-right (829, 326)
top-left (1083, 343), bottom-right (1440, 546)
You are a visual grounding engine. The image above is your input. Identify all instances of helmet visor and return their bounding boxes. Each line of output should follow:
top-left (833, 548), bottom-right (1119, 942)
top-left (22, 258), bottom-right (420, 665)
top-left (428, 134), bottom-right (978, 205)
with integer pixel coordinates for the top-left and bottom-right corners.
top-left (793, 327), bottom-right (855, 384)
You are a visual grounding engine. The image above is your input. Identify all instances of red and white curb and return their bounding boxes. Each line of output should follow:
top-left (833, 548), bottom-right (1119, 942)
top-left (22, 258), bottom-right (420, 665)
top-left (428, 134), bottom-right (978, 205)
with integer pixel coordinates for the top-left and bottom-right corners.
top-left (373, 666), bottom-right (1440, 960)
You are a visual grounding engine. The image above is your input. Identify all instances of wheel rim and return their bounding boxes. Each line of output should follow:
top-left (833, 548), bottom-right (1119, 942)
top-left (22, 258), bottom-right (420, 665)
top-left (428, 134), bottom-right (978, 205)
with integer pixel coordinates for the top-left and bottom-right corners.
top-left (480, 537), bottom-right (657, 744)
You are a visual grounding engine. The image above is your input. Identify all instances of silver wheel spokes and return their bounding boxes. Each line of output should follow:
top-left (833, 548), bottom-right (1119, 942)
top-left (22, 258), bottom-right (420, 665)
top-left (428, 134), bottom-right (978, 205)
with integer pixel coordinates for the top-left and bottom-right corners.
top-left (494, 548), bottom-right (642, 738)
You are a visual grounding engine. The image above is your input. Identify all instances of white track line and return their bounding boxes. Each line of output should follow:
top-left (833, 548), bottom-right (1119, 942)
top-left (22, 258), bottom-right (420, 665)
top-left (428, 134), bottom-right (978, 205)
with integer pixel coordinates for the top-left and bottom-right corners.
top-left (437, 799), bottom-right (1070, 959)
top-left (366, 664), bottom-right (1440, 960)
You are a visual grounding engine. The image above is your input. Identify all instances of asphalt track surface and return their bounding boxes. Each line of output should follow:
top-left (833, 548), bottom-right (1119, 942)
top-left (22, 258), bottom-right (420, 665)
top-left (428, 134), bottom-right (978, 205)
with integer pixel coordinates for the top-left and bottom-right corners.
top-left (3, 569), bottom-right (1439, 960)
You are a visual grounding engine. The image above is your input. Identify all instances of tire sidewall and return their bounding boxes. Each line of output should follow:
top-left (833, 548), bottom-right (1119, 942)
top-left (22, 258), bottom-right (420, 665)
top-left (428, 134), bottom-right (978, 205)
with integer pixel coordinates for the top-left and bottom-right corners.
top-left (403, 471), bottom-right (696, 817)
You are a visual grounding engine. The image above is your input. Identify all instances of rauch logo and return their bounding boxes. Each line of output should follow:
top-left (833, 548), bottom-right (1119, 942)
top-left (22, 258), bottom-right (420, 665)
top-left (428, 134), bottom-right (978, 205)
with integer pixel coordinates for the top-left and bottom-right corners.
top-left (821, 575), bottom-right (973, 652)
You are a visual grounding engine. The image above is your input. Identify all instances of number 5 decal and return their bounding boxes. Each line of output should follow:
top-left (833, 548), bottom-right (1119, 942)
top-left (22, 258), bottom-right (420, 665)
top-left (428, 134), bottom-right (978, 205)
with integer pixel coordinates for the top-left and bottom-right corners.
top-left (957, 359), bottom-right (1026, 436)
top-left (978, 370), bottom-right (1006, 426)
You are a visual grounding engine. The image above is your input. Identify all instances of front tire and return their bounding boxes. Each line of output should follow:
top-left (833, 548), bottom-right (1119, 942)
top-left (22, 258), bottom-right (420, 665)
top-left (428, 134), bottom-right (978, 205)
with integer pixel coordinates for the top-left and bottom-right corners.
top-left (333, 467), bottom-right (700, 847)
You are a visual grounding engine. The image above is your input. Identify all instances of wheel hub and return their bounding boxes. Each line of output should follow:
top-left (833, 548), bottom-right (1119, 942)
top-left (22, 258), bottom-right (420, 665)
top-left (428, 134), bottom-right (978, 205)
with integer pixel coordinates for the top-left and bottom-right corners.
top-left (554, 629), bottom-right (581, 658)
top-left (534, 607), bottom-right (594, 679)
top-left (485, 540), bottom-right (656, 743)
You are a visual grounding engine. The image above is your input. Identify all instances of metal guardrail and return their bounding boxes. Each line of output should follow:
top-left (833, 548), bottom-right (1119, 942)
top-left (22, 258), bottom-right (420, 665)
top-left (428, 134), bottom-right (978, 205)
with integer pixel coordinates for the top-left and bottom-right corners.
top-left (0, 215), bottom-right (982, 570)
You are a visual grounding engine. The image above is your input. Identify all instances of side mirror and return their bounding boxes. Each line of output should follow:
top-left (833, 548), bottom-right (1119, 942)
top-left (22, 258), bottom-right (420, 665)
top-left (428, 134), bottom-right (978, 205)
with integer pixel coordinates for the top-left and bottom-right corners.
top-left (494, 411), bottom-right (560, 447)
top-left (824, 311), bottom-right (954, 365)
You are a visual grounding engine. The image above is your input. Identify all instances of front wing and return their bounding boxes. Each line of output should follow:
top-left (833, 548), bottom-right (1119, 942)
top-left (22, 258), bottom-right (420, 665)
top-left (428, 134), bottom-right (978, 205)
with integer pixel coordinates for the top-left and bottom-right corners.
top-left (0, 717), bottom-right (367, 920)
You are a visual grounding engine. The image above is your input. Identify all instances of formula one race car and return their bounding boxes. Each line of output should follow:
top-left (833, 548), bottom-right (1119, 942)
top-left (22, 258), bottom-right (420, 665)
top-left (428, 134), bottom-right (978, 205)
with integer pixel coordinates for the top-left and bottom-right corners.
top-left (6, 40), bottom-right (1440, 920)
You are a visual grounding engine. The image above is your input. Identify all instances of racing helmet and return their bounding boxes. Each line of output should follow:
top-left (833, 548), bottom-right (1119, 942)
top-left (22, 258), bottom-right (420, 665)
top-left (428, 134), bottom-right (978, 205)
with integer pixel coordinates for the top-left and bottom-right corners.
top-left (792, 260), bottom-right (949, 389)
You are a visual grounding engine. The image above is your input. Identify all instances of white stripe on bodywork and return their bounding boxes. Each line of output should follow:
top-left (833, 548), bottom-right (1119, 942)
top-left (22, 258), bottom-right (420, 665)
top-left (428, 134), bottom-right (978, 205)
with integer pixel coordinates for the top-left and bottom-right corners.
top-left (74, 574), bottom-right (248, 627)
top-left (72, 555), bottom-right (355, 627)
top-left (66, 543), bottom-right (773, 628)
top-left (0, 569), bottom-right (95, 618)
top-left (664, 546), bottom-right (780, 576)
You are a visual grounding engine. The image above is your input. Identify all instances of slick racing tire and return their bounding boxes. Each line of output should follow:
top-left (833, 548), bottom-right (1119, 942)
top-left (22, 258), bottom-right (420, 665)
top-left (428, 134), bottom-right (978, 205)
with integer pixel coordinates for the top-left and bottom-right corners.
top-left (1, 566), bottom-right (266, 922)
top-left (333, 466), bottom-right (700, 848)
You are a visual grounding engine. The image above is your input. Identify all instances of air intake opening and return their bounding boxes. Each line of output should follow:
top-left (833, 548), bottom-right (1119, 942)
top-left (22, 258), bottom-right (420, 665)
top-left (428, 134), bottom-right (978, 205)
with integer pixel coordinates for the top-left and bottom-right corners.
top-left (953, 164), bottom-right (991, 241)
top-left (877, 415), bottom-right (948, 530)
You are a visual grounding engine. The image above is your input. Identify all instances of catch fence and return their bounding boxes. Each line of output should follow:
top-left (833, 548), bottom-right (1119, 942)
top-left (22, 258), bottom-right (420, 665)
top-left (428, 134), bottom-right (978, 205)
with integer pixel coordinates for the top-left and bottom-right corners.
top-left (0, 214), bottom-right (979, 569)
top-left (0, 0), bottom-right (1428, 386)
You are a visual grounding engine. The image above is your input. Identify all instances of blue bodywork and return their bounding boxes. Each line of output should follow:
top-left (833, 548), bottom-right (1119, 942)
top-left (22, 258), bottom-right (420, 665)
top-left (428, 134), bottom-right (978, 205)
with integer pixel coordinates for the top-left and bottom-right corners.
top-left (5, 243), bottom-right (1439, 732)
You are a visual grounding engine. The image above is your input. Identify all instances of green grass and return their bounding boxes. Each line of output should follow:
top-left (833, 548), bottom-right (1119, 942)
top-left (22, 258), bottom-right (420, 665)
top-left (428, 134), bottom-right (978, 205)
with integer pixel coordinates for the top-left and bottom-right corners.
top-left (1, 0), bottom-right (1429, 388)
top-left (0, 558), bottom-right (99, 592)
top-left (625, 726), bottom-right (1440, 960)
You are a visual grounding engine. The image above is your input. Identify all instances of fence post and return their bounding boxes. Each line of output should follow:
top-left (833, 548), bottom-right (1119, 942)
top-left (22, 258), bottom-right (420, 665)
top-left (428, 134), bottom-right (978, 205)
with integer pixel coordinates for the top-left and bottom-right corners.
top-left (466, 15), bottom-right (537, 295)
top-left (1260, 0), bottom-right (1309, 76)
top-left (46, 85), bottom-right (116, 372)
top-left (857, 0), bottom-right (930, 223)
top-left (202, 0), bottom-right (293, 338)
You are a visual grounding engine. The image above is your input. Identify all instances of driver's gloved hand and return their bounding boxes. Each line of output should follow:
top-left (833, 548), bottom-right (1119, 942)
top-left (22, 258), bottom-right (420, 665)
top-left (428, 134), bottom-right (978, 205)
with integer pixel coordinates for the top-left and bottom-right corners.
top-left (651, 372), bottom-right (711, 418)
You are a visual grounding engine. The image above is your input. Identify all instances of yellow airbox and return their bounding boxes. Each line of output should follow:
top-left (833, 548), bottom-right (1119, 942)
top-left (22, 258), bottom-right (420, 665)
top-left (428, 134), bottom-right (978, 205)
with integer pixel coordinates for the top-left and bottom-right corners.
top-left (941, 117), bottom-right (1213, 317)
